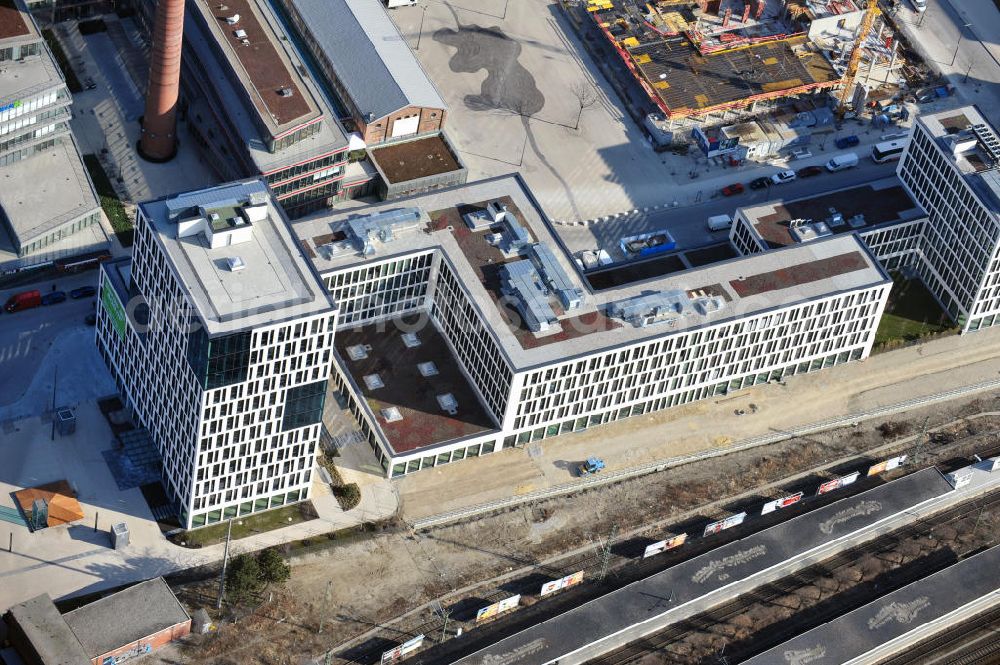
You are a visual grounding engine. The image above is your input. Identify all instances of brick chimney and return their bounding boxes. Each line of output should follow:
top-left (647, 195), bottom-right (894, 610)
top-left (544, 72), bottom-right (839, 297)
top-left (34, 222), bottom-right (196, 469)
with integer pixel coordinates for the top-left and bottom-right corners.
top-left (139, 0), bottom-right (185, 161)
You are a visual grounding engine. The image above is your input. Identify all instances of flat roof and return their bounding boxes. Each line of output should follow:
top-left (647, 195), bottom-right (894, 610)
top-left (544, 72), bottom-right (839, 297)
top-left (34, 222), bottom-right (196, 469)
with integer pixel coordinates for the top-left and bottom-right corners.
top-left (0, 0), bottom-right (34, 43)
top-left (335, 317), bottom-right (498, 454)
top-left (190, 0), bottom-right (318, 133)
top-left (183, 0), bottom-right (347, 172)
top-left (451, 468), bottom-right (954, 665)
top-left (282, 0), bottom-right (446, 121)
top-left (918, 105), bottom-right (1000, 214)
top-left (139, 179), bottom-right (336, 336)
top-left (293, 175), bottom-right (888, 370)
top-left (369, 134), bottom-right (462, 184)
top-left (0, 38), bottom-right (64, 105)
top-left (3, 594), bottom-right (91, 665)
top-left (742, 544), bottom-right (1000, 665)
top-left (739, 178), bottom-right (924, 248)
top-left (0, 136), bottom-right (101, 250)
top-left (63, 578), bottom-right (190, 658)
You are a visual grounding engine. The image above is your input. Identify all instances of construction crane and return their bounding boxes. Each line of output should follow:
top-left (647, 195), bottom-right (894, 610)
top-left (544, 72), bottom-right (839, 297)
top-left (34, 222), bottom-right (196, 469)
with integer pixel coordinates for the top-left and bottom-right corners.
top-left (837, 0), bottom-right (881, 116)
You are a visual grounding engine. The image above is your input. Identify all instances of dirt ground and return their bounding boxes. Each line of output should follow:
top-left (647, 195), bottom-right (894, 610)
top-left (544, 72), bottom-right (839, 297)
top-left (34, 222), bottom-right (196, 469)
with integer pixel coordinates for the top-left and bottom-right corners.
top-left (152, 390), bottom-right (1000, 665)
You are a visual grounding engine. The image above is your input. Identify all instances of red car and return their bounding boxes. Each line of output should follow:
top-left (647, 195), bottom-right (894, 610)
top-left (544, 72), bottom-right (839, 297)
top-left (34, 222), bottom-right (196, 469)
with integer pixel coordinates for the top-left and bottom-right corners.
top-left (720, 183), bottom-right (745, 196)
top-left (796, 165), bottom-right (823, 178)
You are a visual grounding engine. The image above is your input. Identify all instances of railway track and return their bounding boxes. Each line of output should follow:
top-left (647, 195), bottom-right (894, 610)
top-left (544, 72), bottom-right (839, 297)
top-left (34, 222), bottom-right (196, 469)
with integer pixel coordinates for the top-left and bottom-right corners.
top-left (586, 489), bottom-right (1000, 665)
top-left (876, 605), bottom-right (1000, 665)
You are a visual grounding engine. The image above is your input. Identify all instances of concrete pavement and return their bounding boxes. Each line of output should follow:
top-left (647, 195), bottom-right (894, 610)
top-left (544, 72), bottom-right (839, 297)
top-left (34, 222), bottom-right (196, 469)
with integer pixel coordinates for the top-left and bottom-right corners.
top-left (890, 0), bottom-right (1000, 125)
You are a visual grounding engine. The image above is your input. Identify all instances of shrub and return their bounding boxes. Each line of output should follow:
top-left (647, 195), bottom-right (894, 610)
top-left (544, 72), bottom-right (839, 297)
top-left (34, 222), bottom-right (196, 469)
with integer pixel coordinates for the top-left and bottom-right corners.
top-left (334, 483), bottom-right (361, 511)
top-left (257, 548), bottom-right (290, 586)
top-left (226, 553), bottom-right (261, 605)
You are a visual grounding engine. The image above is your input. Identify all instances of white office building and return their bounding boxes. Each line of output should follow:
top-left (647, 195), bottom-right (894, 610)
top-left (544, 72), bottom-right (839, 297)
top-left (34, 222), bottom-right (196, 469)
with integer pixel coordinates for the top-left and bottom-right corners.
top-left (731, 106), bottom-right (1000, 335)
top-left (294, 175), bottom-right (891, 478)
top-left (95, 179), bottom-right (338, 529)
top-left (897, 106), bottom-right (1000, 332)
top-left (0, 0), bottom-right (102, 268)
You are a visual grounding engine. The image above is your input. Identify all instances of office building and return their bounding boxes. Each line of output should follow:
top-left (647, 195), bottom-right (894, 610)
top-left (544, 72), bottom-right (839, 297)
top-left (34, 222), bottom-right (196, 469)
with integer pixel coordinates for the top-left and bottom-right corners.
top-left (897, 106), bottom-right (1000, 332)
top-left (277, 0), bottom-right (447, 145)
top-left (293, 175), bottom-right (891, 477)
top-left (0, 0), bottom-right (102, 264)
top-left (732, 106), bottom-right (1000, 334)
top-left (131, 0), bottom-right (351, 218)
top-left (95, 179), bottom-right (338, 529)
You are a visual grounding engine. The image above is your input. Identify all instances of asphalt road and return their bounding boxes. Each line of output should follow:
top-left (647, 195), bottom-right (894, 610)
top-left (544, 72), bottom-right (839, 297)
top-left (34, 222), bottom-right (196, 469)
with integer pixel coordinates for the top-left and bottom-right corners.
top-left (557, 155), bottom-right (903, 256)
top-left (0, 271), bottom-right (101, 406)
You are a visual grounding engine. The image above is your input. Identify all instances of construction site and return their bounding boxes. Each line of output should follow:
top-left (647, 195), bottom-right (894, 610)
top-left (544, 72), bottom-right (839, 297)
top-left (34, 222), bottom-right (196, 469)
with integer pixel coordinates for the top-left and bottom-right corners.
top-left (583, 0), bottom-right (919, 136)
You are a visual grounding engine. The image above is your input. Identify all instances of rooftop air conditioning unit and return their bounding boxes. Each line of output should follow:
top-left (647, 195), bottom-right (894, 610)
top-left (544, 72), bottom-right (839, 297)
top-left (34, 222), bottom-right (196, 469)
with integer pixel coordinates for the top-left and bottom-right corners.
top-left (234, 29), bottom-right (247, 39)
top-left (277, 87), bottom-right (294, 97)
top-left (226, 256), bottom-right (246, 272)
top-left (226, 13), bottom-right (240, 24)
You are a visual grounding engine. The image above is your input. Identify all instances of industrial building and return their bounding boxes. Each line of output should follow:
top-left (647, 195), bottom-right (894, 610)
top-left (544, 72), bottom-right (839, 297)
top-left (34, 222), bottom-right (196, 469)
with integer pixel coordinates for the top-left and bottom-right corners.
top-left (732, 106), bottom-right (1000, 334)
top-left (2, 578), bottom-right (190, 665)
top-left (276, 0), bottom-right (447, 145)
top-left (0, 0), bottom-right (103, 268)
top-left (95, 179), bottom-right (338, 529)
top-left (294, 174), bottom-right (890, 478)
top-left (130, 0), bottom-right (351, 218)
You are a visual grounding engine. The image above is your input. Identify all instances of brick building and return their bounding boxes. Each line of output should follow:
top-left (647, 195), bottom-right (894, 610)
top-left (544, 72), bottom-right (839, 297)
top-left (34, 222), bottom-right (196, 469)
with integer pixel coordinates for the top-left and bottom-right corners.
top-left (277, 0), bottom-right (447, 145)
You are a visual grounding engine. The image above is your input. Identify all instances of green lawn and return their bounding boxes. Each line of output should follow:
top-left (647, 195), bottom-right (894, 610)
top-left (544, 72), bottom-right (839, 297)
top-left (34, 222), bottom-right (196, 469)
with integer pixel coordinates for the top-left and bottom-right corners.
top-left (82, 154), bottom-right (133, 247)
top-left (170, 502), bottom-right (318, 548)
top-left (874, 277), bottom-right (956, 350)
top-left (41, 29), bottom-right (83, 93)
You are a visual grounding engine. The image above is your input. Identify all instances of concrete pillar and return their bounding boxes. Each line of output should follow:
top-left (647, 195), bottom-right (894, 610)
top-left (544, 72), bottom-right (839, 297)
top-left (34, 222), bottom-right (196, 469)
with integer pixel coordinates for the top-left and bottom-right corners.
top-left (139, 0), bottom-right (185, 162)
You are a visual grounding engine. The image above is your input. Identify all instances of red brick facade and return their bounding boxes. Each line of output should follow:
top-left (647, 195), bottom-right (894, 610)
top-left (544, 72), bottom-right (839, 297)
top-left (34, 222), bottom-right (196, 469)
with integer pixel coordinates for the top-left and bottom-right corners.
top-left (91, 621), bottom-right (191, 665)
top-left (360, 105), bottom-right (447, 144)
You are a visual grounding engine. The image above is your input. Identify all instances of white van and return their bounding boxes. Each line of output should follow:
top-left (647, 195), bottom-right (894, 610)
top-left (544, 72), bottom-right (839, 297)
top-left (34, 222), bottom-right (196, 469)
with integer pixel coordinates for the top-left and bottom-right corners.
top-left (825, 152), bottom-right (859, 172)
top-left (707, 214), bottom-right (733, 232)
top-left (385, 0), bottom-right (417, 7)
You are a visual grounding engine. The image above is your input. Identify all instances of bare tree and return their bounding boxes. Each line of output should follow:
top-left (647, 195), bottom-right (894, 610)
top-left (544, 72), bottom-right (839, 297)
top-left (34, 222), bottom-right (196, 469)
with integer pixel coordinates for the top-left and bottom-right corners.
top-left (570, 79), bottom-right (598, 131)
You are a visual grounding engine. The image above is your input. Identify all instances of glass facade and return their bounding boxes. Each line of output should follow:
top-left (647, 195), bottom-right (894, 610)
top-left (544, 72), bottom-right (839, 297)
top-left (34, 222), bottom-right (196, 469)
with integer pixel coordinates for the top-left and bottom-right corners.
top-left (187, 328), bottom-right (252, 389)
top-left (281, 380), bottom-right (327, 431)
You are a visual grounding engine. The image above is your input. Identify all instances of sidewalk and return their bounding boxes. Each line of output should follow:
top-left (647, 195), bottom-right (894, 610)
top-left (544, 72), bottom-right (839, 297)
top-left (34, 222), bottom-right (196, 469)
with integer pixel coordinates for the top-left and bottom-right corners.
top-left (397, 325), bottom-right (1000, 521)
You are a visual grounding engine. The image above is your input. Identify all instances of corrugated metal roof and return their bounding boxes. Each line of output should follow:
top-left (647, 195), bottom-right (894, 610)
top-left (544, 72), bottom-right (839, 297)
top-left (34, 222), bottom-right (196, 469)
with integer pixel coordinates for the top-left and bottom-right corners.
top-left (286, 0), bottom-right (446, 121)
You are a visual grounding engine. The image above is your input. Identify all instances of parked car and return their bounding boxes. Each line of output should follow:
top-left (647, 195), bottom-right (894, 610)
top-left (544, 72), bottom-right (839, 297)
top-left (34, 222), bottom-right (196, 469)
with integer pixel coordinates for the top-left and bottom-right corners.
top-left (42, 291), bottom-right (67, 305)
top-left (826, 152), bottom-right (860, 172)
top-left (720, 183), bottom-right (745, 196)
top-left (70, 286), bottom-right (96, 299)
top-left (796, 165), bottom-right (823, 178)
top-left (770, 170), bottom-right (797, 185)
top-left (787, 147), bottom-right (812, 161)
top-left (84, 77), bottom-right (97, 90)
top-left (3, 290), bottom-right (41, 313)
top-left (749, 176), bottom-right (771, 190)
top-left (835, 135), bottom-right (860, 150)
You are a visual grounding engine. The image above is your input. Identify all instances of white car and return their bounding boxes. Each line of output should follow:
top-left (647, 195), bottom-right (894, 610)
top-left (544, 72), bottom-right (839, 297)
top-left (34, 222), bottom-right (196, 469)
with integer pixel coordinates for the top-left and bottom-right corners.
top-left (912, 0), bottom-right (926, 12)
top-left (770, 170), bottom-right (797, 185)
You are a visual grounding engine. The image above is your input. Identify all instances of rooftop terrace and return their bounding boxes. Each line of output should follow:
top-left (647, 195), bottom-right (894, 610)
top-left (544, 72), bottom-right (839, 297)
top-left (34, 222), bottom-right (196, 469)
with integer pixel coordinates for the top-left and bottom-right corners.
top-left (191, 0), bottom-right (318, 134)
top-left (335, 316), bottom-right (497, 454)
top-left (739, 178), bottom-right (923, 248)
top-left (369, 135), bottom-right (462, 184)
top-left (296, 176), bottom-right (889, 370)
top-left (140, 179), bottom-right (335, 336)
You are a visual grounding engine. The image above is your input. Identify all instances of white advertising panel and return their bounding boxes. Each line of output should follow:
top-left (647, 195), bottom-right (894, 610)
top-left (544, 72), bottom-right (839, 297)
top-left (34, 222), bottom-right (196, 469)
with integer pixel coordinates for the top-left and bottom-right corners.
top-left (761, 492), bottom-right (803, 515)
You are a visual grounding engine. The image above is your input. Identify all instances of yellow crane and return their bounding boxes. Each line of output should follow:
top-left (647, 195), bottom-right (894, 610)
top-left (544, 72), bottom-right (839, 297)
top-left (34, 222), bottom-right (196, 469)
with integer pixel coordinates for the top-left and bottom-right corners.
top-left (837, 0), bottom-right (881, 115)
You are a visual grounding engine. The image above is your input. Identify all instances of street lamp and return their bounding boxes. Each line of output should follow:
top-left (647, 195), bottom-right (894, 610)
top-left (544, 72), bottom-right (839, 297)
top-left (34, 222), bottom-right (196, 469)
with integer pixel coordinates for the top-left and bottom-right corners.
top-left (949, 23), bottom-right (973, 68)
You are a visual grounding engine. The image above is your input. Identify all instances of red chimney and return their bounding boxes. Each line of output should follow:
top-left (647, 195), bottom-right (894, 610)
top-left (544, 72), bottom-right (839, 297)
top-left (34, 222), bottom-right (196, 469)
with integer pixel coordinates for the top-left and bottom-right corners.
top-left (139, 0), bottom-right (185, 162)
